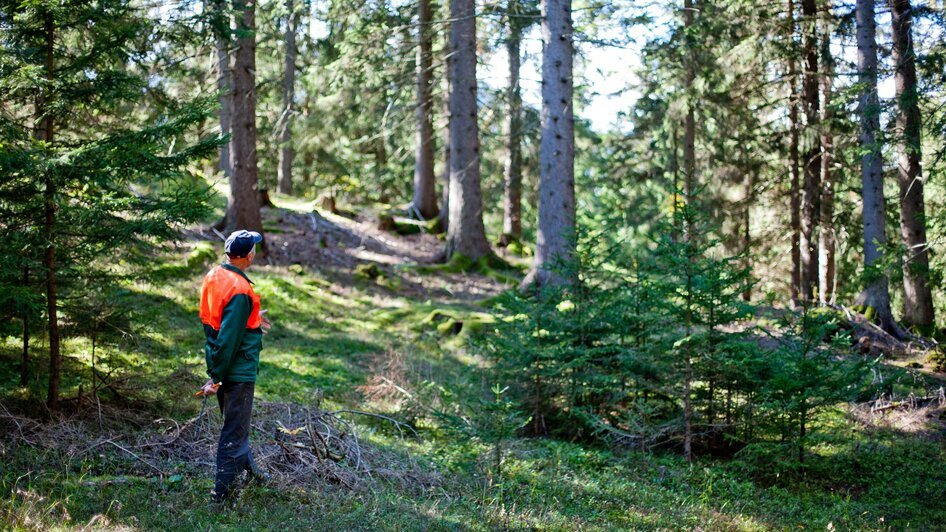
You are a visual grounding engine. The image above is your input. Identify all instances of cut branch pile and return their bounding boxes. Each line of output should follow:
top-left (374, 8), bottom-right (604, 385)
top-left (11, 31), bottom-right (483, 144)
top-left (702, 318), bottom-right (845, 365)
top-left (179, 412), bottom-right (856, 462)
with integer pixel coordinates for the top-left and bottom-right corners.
top-left (0, 399), bottom-right (439, 493)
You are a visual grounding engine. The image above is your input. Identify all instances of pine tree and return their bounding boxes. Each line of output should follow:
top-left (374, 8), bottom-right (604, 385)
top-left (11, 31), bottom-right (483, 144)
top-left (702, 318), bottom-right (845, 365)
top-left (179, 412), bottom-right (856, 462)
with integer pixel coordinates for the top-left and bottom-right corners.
top-left (412, 0), bottom-right (438, 219)
top-left (854, 0), bottom-right (898, 335)
top-left (445, 0), bottom-right (491, 261)
top-left (787, 0), bottom-right (802, 304)
top-left (818, 1), bottom-right (835, 304)
top-left (277, 0), bottom-right (298, 195)
top-left (521, 0), bottom-right (575, 288)
top-left (0, 0), bottom-right (217, 410)
top-left (891, 0), bottom-right (934, 329)
top-left (800, 0), bottom-right (821, 301)
top-left (224, 0), bottom-right (265, 240)
top-left (499, 0), bottom-right (537, 247)
top-left (207, 0), bottom-right (234, 182)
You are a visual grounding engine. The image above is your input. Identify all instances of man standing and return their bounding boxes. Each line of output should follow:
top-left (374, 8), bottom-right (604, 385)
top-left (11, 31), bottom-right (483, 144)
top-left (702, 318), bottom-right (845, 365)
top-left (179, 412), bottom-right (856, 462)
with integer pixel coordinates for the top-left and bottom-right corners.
top-left (199, 230), bottom-right (271, 503)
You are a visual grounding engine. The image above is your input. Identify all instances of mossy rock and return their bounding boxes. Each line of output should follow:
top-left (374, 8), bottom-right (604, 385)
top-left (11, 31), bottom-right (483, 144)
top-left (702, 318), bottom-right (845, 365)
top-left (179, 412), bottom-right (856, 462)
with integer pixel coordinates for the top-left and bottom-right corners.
top-left (354, 263), bottom-right (382, 280)
top-left (376, 274), bottom-right (401, 291)
top-left (927, 348), bottom-right (946, 372)
top-left (436, 319), bottom-right (463, 336)
top-left (851, 304), bottom-right (878, 321)
top-left (498, 237), bottom-right (532, 257)
top-left (426, 217), bottom-right (445, 234)
top-left (421, 309), bottom-right (458, 325)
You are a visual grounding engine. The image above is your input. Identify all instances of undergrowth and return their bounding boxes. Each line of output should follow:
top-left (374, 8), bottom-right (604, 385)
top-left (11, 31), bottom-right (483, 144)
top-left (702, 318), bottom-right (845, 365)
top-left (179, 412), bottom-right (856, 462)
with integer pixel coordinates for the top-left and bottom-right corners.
top-left (2, 222), bottom-right (945, 530)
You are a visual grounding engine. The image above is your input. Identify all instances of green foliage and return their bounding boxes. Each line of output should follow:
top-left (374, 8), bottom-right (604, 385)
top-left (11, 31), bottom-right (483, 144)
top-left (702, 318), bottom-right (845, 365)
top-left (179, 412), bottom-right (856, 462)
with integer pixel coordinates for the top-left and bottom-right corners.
top-left (478, 203), bottom-right (873, 459)
top-left (0, 0), bottom-right (218, 401)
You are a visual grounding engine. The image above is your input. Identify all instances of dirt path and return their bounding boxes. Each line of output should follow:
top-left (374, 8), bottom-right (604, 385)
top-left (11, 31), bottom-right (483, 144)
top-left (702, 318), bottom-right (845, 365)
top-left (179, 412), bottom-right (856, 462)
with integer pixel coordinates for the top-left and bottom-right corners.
top-left (214, 203), bottom-right (513, 303)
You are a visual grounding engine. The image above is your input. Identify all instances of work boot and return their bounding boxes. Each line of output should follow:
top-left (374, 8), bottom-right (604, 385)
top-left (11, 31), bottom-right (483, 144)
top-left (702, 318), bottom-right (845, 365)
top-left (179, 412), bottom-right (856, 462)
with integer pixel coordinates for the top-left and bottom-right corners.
top-left (245, 458), bottom-right (271, 485)
top-left (209, 489), bottom-right (233, 511)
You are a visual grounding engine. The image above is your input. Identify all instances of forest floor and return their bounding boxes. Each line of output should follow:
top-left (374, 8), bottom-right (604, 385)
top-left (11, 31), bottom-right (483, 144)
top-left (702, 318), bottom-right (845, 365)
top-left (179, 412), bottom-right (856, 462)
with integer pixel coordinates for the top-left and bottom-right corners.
top-left (2, 194), bottom-right (946, 531)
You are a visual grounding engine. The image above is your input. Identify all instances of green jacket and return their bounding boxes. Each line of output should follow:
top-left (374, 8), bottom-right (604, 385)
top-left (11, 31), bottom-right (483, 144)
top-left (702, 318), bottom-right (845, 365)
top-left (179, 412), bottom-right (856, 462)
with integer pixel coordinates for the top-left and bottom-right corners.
top-left (203, 264), bottom-right (263, 383)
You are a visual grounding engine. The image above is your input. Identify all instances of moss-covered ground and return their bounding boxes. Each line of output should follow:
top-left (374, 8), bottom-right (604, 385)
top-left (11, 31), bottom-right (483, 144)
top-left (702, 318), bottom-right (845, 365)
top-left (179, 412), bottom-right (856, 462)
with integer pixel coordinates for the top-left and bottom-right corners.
top-left (2, 198), bottom-right (945, 530)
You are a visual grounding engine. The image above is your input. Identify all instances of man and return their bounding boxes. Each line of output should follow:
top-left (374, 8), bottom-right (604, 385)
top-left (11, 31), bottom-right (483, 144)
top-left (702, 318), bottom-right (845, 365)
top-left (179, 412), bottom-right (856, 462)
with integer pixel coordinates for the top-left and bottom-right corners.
top-left (199, 229), bottom-right (271, 503)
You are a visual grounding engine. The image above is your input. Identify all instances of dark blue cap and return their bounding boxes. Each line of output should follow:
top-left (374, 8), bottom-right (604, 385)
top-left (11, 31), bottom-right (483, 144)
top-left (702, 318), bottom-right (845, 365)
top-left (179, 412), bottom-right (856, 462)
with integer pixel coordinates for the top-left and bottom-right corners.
top-left (225, 230), bottom-right (262, 257)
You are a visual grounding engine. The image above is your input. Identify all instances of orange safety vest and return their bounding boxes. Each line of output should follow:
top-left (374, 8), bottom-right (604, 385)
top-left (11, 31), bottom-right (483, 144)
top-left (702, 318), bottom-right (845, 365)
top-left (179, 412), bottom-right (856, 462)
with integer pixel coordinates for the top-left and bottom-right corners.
top-left (200, 265), bottom-right (262, 330)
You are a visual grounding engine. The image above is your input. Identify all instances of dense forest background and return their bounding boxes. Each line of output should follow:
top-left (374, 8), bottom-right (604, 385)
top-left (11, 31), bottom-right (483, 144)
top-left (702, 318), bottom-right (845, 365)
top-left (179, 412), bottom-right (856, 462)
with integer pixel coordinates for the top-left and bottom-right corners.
top-left (2, 0), bottom-right (946, 529)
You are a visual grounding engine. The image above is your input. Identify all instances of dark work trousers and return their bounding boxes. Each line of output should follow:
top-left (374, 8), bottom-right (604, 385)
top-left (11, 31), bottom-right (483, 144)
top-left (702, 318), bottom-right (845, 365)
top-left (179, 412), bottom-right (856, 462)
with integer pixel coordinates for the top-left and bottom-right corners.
top-left (214, 381), bottom-right (256, 497)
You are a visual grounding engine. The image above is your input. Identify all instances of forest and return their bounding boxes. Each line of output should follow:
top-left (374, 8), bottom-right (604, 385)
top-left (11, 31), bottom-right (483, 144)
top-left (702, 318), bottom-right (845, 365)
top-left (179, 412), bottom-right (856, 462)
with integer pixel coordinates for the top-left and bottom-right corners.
top-left (1, 0), bottom-right (946, 529)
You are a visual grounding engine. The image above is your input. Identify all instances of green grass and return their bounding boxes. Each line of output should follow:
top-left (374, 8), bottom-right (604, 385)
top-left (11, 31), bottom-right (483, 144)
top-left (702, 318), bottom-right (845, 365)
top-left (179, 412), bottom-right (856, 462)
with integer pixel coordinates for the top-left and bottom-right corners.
top-left (2, 239), bottom-right (946, 530)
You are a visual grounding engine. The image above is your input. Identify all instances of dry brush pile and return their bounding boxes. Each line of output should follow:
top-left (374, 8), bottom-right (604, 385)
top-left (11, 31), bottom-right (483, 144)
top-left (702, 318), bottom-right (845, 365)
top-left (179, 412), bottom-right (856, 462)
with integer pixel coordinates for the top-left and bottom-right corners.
top-left (0, 398), bottom-right (440, 494)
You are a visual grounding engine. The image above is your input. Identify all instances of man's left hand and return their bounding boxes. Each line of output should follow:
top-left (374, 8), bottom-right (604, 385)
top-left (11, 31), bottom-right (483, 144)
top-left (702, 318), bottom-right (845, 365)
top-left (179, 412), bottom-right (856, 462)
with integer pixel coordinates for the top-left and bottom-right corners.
top-left (260, 309), bottom-right (272, 334)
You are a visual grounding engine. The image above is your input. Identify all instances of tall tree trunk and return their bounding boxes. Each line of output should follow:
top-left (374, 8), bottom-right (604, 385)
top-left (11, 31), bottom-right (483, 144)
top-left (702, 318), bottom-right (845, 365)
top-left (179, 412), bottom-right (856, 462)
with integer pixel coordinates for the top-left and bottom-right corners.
top-left (21, 266), bottom-right (29, 386)
top-left (210, 0), bottom-right (233, 181)
top-left (855, 0), bottom-right (898, 335)
top-left (521, 0), bottom-right (575, 288)
top-left (225, 0), bottom-right (265, 242)
top-left (743, 169), bottom-right (753, 302)
top-left (445, 0), bottom-right (490, 260)
top-left (500, 0), bottom-right (523, 246)
top-left (301, 93), bottom-right (314, 184)
top-left (818, 3), bottom-right (835, 305)
top-left (891, 0), bottom-right (934, 328)
top-left (438, 28), bottom-right (451, 233)
top-left (413, 0), bottom-right (437, 219)
top-left (682, 0), bottom-right (696, 202)
top-left (788, 0), bottom-right (802, 304)
top-left (277, 0), bottom-right (297, 195)
top-left (39, 12), bottom-right (60, 412)
top-left (800, 0), bottom-right (821, 301)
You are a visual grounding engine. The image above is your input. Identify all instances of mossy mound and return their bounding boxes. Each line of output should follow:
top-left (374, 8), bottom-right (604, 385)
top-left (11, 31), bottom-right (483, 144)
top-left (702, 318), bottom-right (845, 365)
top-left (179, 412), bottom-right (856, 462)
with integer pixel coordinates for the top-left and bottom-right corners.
top-left (426, 217), bottom-right (445, 234)
top-left (431, 311), bottom-right (495, 347)
top-left (410, 253), bottom-right (520, 285)
top-left (354, 262), bottom-right (382, 280)
top-left (354, 262), bottom-right (401, 291)
top-left (496, 236), bottom-right (532, 257)
top-left (851, 304), bottom-right (877, 321)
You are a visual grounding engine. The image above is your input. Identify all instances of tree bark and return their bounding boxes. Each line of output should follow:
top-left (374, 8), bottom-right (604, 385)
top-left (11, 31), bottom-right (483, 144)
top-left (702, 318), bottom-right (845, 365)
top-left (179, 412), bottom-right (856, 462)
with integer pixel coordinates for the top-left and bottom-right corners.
top-left (682, 0), bottom-right (696, 202)
top-left (743, 169), bottom-right (753, 302)
top-left (301, 93), bottom-right (314, 184)
top-left (520, 0), bottom-right (575, 288)
top-left (225, 0), bottom-right (265, 242)
top-left (210, 0), bottom-right (233, 181)
top-left (500, 0), bottom-right (523, 245)
top-left (39, 12), bottom-right (60, 412)
top-left (800, 0), bottom-right (821, 301)
top-left (788, 0), bottom-right (801, 304)
top-left (21, 266), bottom-right (29, 386)
top-left (438, 27), bottom-right (451, 233)
top-left (891, 0), bottom-right (934, 328)
top-left (818, 3), bottom-right (835, 304)
top-left (436, 13), bottom-right (451, 233)
top-left (277, 0), bottom-right (297, 195)
top-left (413, 0), bottom-right (438, 219)
top-left (445, 0), bottom-right (491, 260)
top-left (855, 0), bottom-right (898, 335)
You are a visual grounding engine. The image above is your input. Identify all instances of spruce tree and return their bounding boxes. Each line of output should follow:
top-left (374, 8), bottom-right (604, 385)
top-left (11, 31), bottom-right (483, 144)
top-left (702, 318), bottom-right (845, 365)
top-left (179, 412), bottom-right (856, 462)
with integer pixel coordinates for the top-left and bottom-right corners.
top-left (0, 0), bottom-right (217, 410)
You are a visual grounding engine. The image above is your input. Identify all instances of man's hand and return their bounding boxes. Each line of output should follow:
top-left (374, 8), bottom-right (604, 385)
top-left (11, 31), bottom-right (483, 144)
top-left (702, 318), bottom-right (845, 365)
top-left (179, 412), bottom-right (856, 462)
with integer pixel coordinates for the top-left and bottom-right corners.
top-left (260, 309), bottom-right (272, 334)
top-left (199, 379), bottom-right (220, 396)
